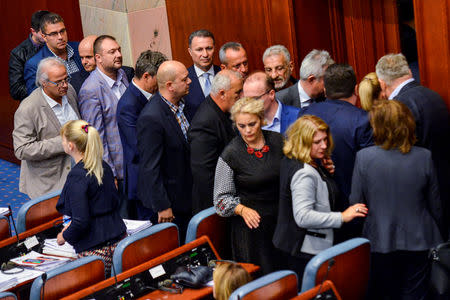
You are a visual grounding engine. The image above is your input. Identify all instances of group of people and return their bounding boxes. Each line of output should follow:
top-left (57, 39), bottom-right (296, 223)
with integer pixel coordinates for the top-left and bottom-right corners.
top-left (8, 10), bottom-right (450, 299)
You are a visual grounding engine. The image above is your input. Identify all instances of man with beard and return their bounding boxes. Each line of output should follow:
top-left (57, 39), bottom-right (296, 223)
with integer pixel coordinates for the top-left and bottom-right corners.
top-left (78, 35), bottom-right (129, 216)
top-left (24, 12), bottom-right (83, 95)
top-left (13, 58), bottom-right (80, 198)
top-left (137, 61), bottom-right (193, 236)
top-left (277, 49), bottom-right (334, 109)
top-left (263, 45), bottom-right (297, 91)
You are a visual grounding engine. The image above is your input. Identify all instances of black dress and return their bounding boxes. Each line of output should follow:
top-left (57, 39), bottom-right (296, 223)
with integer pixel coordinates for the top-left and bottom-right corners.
top-left (214, 130), bottom-right (284, 274)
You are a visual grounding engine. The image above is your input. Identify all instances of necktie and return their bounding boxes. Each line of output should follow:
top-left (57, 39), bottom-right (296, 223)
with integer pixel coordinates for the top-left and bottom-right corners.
top-left (203, 73), bottom-right (211, 96)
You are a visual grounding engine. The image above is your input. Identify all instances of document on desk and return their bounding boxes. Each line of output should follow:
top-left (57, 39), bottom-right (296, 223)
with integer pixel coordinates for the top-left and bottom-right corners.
top-left (10, 251), bottom-right (70, 272)
top-left (123, 219), bottom-right (152, 235)
top-left (0, 268), bottom-right (43, 292)
top-left (42, 238), bottom-right (77, 258)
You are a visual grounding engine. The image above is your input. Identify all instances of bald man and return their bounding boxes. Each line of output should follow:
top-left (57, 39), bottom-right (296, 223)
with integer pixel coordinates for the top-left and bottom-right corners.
top-left (70, 35), bottom-right (135, 94)
top-left (136, 60), bottom-right (193, 237)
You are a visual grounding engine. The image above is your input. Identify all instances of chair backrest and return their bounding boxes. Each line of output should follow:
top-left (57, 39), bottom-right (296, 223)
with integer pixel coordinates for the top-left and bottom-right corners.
top-left (0, 292), bottom-right (17, 300)
top-left (300, 238), bottom-right (370, 300)
top-left (292, 280), bottom-right (342, 300)
top-left (29, 255), bottom-right (105, 300)
top-left (0, 216), bottom-right (11, 241)
top-left (185, 207), bottom-right (230, 258)
top-left (112, 222), bottom-right (179, 275)
top-left (229, 270), bottom-right (298, 300)
top-left (17, 190), bottom-right (62, 233)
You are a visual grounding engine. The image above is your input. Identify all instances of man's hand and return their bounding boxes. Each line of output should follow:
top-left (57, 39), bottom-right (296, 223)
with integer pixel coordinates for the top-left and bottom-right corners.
top-left (158, 208), bottom-right (175, 223)
top-left (321, 156), bottom-right (335, 175)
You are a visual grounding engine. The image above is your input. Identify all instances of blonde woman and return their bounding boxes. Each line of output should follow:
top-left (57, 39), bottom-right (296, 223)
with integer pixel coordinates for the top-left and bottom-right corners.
top-left (56, 120), bottom-right (126, 275)
top-left (358, 72), bottom-right (384, 111)
top-left (213, 263), bottom-right (251, 300)
top-left (273, 115), bottom-right (367, 282)
top-left (213, 97), bottom-right (284, 274)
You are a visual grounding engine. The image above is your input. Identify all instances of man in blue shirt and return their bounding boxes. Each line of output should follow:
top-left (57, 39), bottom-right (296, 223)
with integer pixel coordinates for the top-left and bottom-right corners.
top-left (243, 71), bottom-right (299, 135)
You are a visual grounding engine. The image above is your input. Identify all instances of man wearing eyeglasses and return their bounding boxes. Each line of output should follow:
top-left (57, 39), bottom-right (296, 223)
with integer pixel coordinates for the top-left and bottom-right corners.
top-left (13, 57), bottom-right (80, 199)
top-left (243, 71), bottom-right (299, 135)
top-left (262, 45), bottom-right (297, 91)
top-left (24, 12), bottom-right (83, 96)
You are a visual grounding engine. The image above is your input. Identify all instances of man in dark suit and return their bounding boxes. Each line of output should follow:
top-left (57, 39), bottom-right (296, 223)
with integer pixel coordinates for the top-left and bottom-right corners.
top-left (376, 53), bottom-right (450, 237)
top-left (9, 10), bottom-right (49, 101)
top-left (188, 70), bottom-right (243, 214)
top-left (24, 13), bottom-right (83, 95)
top-left (117, 50), bottom-right (167, 219)
top-left (184, 29), bottom-right (221, 118)
top-left (244, 72), bottom-right (299, 135)
top-left (70, 35), bottom-right (134, 94)
top-left (300, 64), bottom-right (373, 211)
top-left (137, 60), bottom-right (193, 237)
top-left (276, 49), bottom-right (334, 108)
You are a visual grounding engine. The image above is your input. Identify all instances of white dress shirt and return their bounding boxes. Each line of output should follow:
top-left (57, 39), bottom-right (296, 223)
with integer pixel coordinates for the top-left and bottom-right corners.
top-left (388, 78), bottom-right (415, 99)
top-left (42, 90), bottom-right (79, 125)
top-left (97, 68), bottom-right (127, 100)
top-left (298, 81), bottom-right (313, 107)
top-left (132, 79), bottom-right (152, 100)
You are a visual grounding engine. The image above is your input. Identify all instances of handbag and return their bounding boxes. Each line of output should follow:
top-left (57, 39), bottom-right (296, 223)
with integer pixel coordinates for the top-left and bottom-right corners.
top-left (429, 241), bottom-right (450, 295)
top-left (170, 265), bottom-right (213, 289)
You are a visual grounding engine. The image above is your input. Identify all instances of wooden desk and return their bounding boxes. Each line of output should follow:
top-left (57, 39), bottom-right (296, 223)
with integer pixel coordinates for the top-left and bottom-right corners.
top-left (62, 236), bottom-right (260, 300)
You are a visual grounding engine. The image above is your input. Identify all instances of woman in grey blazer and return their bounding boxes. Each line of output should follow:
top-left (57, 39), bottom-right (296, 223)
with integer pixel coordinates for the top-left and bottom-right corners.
top-left (349, 100), bottom-right (444, 300)
top-left (273, 115), bottom-right (367, 283)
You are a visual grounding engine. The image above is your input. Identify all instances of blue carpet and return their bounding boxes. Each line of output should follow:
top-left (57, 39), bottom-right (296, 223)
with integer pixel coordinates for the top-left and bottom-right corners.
top-left (0, 159), bottom-right (29, 234)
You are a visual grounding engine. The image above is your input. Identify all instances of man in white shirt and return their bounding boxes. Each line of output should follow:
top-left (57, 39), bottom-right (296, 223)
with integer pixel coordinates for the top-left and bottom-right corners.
top-left (13, 57), bottom-right (80, 198)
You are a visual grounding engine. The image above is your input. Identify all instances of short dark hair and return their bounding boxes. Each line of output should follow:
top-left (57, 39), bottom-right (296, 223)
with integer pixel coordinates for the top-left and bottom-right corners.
top-left (188, 29), bottom-right (215, 47)
top-left (324, 63), bottom-right (356, 99)
top-left (219, 42), bottom-right (243, 64)
top-left (93, 35), bottom-right (116, 56)
top-left (40, 12), bottom-right (64, 33)
top-left (31, 10), bottom-right (50, 31)
top-left (135, 50), bottom-right (168, 79)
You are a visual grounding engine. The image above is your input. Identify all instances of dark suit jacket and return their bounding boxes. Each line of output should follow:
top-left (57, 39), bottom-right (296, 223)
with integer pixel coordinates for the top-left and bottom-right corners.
top-left (137, 93), bottom-right (192, 215)
top-left (184, 65), bottom-right (221, 118)
top-left (349, 146), bottom-right (443, 252)
top-left (280, 103), bottom-right (300, 134)
top-left (276, 82), bottom-right (301, 108)
top-left (24, 42), bottom-right (82, 95)
top-left (117, 82), bottom-right (148, 202)
top-left (187, 96), bottom-right (236, 214)
top-left (300, 99), bottom-right (373, 205)
top-left (71, 66), bottom-right (135, 95)
top-left (395, 81), bottom-right (450, 205)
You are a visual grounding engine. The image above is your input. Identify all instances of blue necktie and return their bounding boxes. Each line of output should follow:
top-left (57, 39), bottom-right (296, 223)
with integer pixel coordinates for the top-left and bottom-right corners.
top-left (203, 73), bottom-right (211, 96)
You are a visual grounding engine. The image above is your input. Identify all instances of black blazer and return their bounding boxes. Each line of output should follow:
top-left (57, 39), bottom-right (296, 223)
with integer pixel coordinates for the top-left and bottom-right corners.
top-left (395, 81), bottom-right (450, 212)
top-left (136, 93), bottom-right (192, 215)
top-left (184, 65), bottom-right (221, 118)
top-left (70, 66), bottom-right (135, 95)
top-left (187, 96), bottom-right (236, 214)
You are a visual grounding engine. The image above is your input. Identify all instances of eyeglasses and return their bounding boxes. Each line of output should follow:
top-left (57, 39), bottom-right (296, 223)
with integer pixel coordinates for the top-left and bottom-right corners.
top-left (253, 89), bottom-right (271, 100)
top-left (44, 28), bottom-right (67, 38)
top-left (47, 76), bottom-right (71, 87)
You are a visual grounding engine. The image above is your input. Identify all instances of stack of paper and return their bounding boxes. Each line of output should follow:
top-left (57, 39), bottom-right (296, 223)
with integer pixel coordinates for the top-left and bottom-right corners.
top-left (123, 219), bottom-right (152, 235)
top-left (10, 251), bottom-right (70, 272)
top-left (0, 268), bottom-right (43, 292)
top-left (0, 207), bottom-right (9, 216)
top-left (42, 239), bottom-right (77, 258)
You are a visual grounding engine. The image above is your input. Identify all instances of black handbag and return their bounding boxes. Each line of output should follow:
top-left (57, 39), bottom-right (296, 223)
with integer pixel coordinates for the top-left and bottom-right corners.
top-left (429, 241), bottom-right (450, 295)
top-left (170, 265), bottom-right (213, 289)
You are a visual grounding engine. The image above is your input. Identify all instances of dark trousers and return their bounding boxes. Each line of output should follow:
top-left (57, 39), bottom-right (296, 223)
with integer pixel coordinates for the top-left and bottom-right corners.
top-left (117, 179), bottom-right (129, 219)
top-left (368, 250), bottom-right (430, 300)
top-left (287, 252), bottom-right (315, 291)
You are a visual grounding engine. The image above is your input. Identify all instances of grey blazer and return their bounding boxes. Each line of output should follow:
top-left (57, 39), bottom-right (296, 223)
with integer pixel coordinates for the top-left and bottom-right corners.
top-left (292, 163), bottom-right (343, 254)
top-left (349, 146), bottom-right (443, 253)
top-left (276, 83), bottom-right (301, 108)
top-left (13, 86), bottom-right (80, 199)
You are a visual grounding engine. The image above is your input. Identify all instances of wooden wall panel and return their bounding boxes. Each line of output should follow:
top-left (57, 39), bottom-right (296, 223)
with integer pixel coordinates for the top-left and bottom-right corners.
top-left (0, 0), bottom-right (83, 163)
top-left (414, 0), bottom-right (450, 109)
top-left (341, 0), bottom-right (400, 81)
top-left (165, 0), bottom-right (297, 76)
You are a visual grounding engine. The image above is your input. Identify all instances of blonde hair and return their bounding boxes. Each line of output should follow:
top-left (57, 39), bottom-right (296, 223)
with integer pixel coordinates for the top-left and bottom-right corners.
top-left (283, 115), bottom-right (334, 164)
top-left (61, 120), bottom-right (104, 184)
top-left (370, 100), bottom-right (416, 154)
top-left (358, 72), bottom-right (382, 111)
top-left (230, 97), bottom-right (265, 123)
top-left (213, 263), bottom-right (251, 300)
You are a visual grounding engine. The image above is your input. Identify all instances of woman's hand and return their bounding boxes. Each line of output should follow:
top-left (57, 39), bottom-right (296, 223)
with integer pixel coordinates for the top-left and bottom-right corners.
top-left (235, 204), bottom-right (261, 229)
top-left (342, 203), bottom-right (368, 223)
